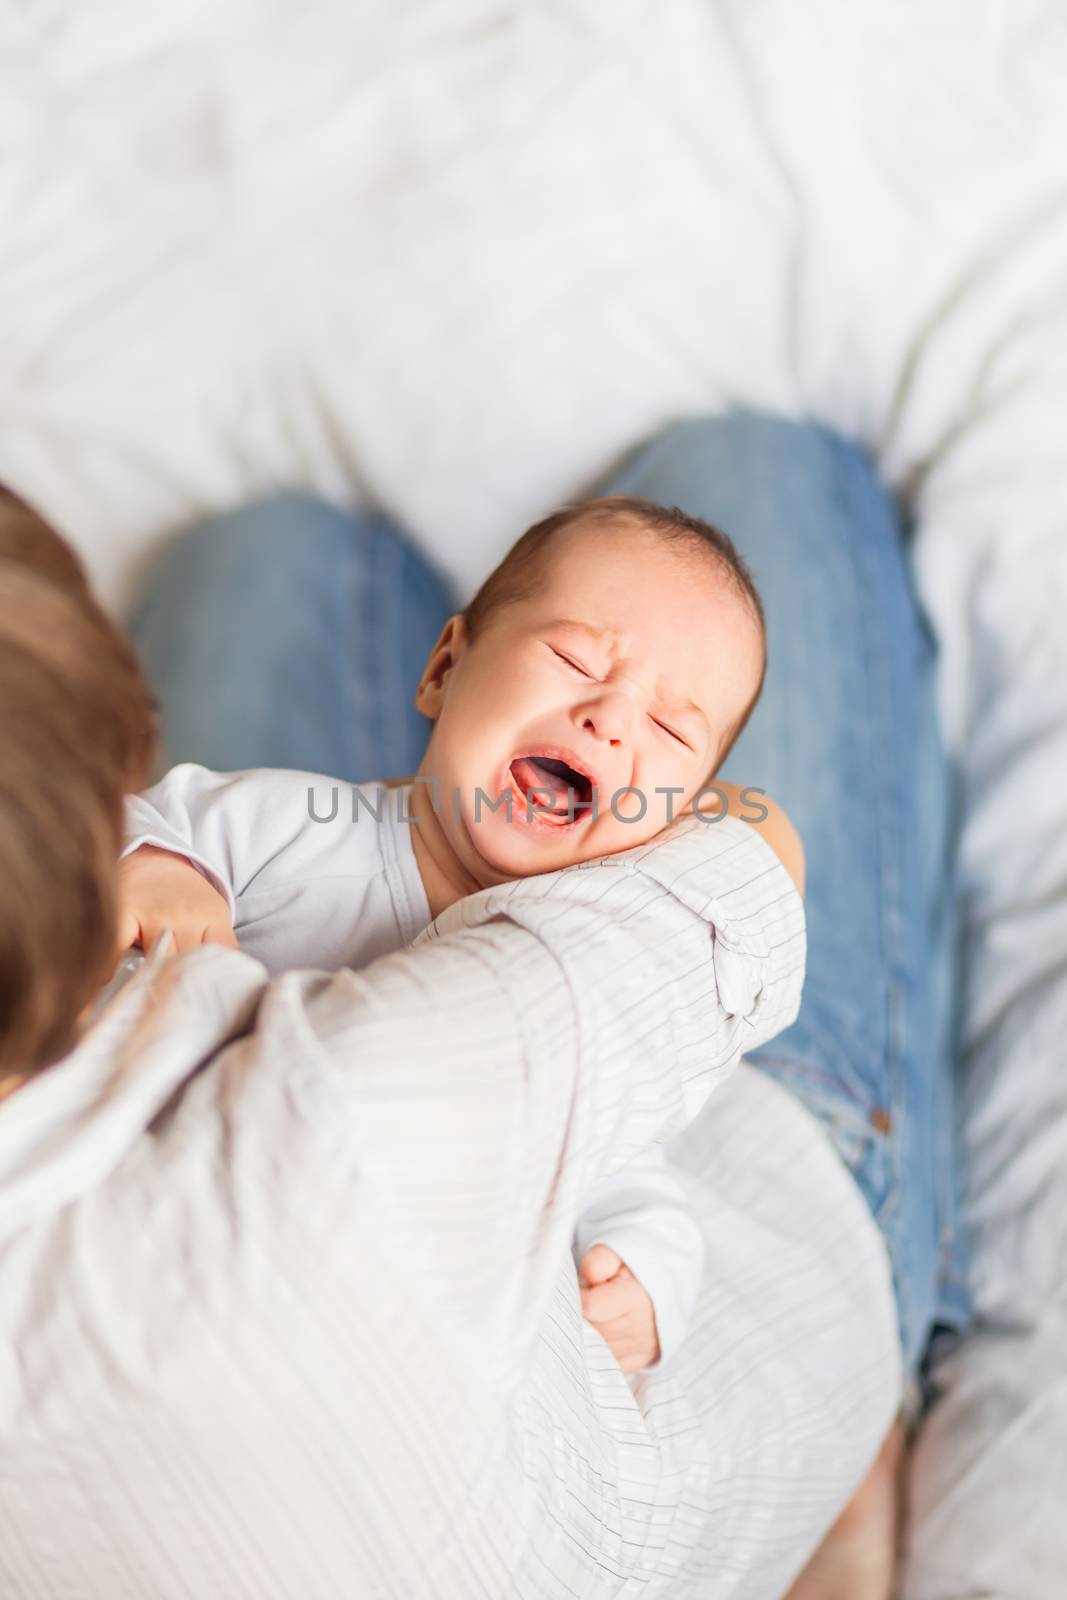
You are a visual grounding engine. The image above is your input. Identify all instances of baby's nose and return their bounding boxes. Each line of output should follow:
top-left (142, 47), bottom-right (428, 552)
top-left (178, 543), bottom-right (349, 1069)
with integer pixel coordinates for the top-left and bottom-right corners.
top-left (576, 691), bottom-right (630, 748)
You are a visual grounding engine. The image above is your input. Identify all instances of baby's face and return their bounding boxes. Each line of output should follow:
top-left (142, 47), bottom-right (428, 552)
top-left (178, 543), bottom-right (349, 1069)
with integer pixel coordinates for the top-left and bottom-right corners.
top-left (417, 522), bottom-right (763, 884)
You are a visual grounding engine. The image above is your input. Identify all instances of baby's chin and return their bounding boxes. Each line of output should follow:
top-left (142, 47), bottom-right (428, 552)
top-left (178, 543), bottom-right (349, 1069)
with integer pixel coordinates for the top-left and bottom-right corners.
top-left (459, 801), bottom-right (675, 882)
top-left (462, 814), bottom-right (589, 881)
top-left (453, 799), bottom-right (590, 882)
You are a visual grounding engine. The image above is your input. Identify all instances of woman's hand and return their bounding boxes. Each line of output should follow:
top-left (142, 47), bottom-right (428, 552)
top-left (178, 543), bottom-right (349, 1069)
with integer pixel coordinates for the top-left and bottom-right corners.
top-left (116, 845), bottom-right (238, 958)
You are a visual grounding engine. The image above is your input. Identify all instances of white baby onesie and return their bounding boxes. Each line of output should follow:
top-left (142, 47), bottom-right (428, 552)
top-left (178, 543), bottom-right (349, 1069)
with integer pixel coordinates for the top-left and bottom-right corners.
top-left (124, 763), bottom-right (705, 1364)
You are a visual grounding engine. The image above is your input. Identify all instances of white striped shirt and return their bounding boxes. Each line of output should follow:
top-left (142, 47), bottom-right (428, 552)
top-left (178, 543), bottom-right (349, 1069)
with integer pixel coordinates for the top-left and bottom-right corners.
top-left (0, 812), bottom-right (899, 1598)
top-left (123, 766), bottom-right (709, 1364)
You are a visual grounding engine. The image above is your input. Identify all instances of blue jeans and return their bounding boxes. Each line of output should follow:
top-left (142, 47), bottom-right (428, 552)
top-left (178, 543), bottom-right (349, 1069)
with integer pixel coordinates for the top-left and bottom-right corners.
top-left (130, 411), bottom-right (967, 1375)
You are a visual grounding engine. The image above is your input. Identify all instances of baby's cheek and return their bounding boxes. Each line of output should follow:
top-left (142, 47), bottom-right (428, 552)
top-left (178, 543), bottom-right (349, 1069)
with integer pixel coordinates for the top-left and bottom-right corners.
top-left (596, 775), bottom-right (670, 829)
top-left (611, 784), bottom-right (686, 840)
top-left (621, 813), bottom-right (672, 849)
top-left (435, 731), bottom-right (491, 813)
top-left (577, 811), bottom-right (665, 863)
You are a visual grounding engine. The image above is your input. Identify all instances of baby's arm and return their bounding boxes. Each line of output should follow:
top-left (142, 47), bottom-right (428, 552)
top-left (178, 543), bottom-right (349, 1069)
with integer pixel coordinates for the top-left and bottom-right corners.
top-left (573, 1144), bottom-right (704, 1371)
top-left (119, 762), bottom-right (359, 961)
top-left (123, 762), bottom-right (262, 921)
top-left (118, 765), bottom-right (253, 955)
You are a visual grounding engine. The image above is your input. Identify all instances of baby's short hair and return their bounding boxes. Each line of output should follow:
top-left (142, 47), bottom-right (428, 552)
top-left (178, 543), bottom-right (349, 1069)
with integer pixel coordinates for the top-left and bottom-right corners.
top-left (463, 495), bottom-right (767, 773)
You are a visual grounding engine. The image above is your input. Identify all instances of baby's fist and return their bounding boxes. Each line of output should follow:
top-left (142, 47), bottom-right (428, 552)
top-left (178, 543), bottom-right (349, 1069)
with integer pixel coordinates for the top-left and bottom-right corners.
top-left (578, 1243), bottom-right (660, 1373)
top-left (116, 845), bottom-right (238, 960)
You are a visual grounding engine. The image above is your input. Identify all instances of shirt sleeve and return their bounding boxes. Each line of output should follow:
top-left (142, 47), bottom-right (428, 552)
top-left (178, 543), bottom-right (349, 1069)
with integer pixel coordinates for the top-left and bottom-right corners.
top-left (285, 809), bottom-right (805, 1389)
top-left (573, 1145), bottom-right (705, 1367)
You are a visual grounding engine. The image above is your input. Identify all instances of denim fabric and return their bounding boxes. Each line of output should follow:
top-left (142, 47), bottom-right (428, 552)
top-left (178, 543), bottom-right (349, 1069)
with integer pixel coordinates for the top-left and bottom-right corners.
top-left (591, 412), bottom-right (969, 1372)
top-left (130, 493), bottom-right (455, 782)
top-left (129, 413), bottom-right (968, 1374)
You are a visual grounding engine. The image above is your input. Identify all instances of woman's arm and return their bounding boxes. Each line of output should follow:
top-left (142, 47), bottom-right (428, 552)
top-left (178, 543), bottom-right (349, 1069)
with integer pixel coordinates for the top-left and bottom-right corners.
top-left (273, 809), bottom-right (806, 1391)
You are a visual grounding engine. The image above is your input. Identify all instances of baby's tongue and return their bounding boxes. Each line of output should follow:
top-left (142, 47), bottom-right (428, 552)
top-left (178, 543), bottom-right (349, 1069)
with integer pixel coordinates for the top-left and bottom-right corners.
top-left (511, 755), bottom-right (570, 805)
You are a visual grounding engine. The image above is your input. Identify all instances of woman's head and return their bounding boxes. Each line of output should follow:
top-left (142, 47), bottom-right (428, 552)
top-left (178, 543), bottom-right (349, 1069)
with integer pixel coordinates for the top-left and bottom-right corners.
top-left (0, 490), bottom-right (158, 1076)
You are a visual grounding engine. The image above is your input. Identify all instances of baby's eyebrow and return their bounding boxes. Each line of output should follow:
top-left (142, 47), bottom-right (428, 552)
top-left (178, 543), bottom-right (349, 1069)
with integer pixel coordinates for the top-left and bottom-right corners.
top-left (664, 695), bottom-right (707, 722)
top-left (548, 617), bottom-right (616, 646)
top-left (654, 696), bottom-right (709, 737)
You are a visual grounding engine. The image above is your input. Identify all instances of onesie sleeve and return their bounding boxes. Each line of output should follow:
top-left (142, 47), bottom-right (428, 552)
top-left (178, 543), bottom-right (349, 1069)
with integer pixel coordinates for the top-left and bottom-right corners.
top-left (123, 764), bottom-right (245, 919)
top-left (123, 763), bottom-right (380, 926)
top-left (573, 1143), bottom-right (705, 1367)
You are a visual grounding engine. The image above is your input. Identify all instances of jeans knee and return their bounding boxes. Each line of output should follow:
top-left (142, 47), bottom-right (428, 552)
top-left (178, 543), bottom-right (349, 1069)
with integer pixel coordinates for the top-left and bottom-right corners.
top-left (634, 409), bottom-right (904, 569)
top-left (136, 493), bottom-right (430, 620)
top-left (652, 410), bottom-right (877, 506)
top-left (172, 493), bottom-right (375, 576)
top-left (654, 409), bottom-right (825, 463)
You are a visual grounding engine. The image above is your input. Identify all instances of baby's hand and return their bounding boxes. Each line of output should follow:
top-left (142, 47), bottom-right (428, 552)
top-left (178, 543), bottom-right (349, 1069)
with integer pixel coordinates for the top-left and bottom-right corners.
top-left (578, 1243), bottom-right (660, 1373)
top-left (116, 845), bottom-right (238, 959)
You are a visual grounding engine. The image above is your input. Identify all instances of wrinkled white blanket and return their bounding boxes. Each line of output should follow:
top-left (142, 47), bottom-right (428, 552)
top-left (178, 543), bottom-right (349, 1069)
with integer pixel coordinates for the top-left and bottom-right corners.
top-left (2, 2), bottom-right (1065, 1592)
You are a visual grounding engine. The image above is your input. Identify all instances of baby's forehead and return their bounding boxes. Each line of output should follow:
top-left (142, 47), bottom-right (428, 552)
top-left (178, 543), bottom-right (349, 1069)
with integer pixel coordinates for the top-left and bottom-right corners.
top-left (544, 527), bottom-right (758, 672)
top-left (535, 522), bottom-right (754, 630)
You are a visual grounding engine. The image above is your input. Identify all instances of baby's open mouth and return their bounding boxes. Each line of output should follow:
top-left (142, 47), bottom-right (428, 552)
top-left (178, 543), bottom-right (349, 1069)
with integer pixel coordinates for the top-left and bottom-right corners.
top-left (509, 753), bottom-right (594, 822)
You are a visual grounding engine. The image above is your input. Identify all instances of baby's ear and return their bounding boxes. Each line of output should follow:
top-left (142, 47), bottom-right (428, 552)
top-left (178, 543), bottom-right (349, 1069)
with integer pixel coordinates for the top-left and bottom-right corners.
top-left (414, 613), bottom-right (467, 719)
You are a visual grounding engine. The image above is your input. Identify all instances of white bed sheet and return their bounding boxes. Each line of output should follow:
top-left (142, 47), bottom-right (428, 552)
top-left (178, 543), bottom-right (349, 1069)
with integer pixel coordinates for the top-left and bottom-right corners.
top-left (3, 2), bottom-right (1066, 1593)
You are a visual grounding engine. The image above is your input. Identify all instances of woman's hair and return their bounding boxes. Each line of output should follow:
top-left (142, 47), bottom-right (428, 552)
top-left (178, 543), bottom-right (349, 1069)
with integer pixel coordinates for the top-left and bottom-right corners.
top-left (463, 495), bottom-right (768, 772)
top-left (0, 489), bottom-right (158, 1074)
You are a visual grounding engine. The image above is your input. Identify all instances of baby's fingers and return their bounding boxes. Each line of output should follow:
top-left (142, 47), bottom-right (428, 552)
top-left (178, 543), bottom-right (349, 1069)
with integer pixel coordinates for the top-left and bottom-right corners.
top-left (578, 1243), bottom-right (622, 1288)
top-left (114, 906), bottom-right (145, 961)
top-left (201, 918), bottom-right (239, 951)
top-left (611, 1337), bottom-right (653, 1375)
top-left (114, 911), bottom-right (236, 961)
top-left (166, 917), bottom-right (235, 953)
top-left (580, 1275), bottom-right (639, 1327)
